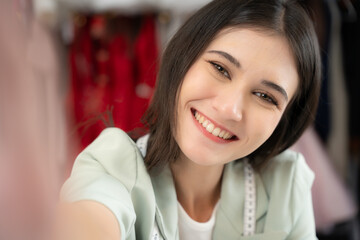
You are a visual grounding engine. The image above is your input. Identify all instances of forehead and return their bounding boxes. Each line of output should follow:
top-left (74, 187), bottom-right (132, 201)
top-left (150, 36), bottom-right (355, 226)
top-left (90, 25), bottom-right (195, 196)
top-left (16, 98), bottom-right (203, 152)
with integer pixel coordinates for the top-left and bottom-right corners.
top-left (208, 27), bottom-right (294, 60)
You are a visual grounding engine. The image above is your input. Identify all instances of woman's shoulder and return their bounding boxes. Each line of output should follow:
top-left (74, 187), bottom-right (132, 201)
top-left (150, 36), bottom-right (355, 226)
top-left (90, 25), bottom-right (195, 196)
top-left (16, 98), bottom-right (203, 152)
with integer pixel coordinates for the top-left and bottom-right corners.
top-left (61, 128), bottom-right (155, 239)
top-left (68, 127), bottom-right (148, 193)
top-left (257, 149), bottom-right (315, 230)
top-left (253, 150), bottom-right (317, 238)
top-left (79, 127), bottom-right (138, 159)
top-left (259, 149), bottom-right (314, 194)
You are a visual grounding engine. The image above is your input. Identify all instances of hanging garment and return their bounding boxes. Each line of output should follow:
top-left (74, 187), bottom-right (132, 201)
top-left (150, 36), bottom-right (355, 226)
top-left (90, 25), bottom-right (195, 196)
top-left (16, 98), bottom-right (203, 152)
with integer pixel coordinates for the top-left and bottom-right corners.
top-left (68, 14), bottom-right (158, 149)
top-left (58, 0), bottom-right (212, 50)
top-left (341, 0), bottom-right (360, 154)
top-left (311, 0), bottom-right (332, 142)
top-left (68, 16), bottom-right (105, 148)
top-left (291, 127), bottom-right (357, 231)
top-left (131, 15), bottom-right (158, 129)
top-left (57, 0), bottom-right (211, 14)
top-left (326, 0), bottom-right (349, 179)
top-left (339, 0), bottom-right (360, 215)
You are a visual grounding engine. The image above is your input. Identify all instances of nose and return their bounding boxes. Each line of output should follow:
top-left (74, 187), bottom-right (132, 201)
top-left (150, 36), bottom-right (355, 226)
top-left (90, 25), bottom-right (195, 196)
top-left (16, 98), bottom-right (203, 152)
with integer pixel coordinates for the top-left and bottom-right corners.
top-left (211, 88), bottom-right (243, 122)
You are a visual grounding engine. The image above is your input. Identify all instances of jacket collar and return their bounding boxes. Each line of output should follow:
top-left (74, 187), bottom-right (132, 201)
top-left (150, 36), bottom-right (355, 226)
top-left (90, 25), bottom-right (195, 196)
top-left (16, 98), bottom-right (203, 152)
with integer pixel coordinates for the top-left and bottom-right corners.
top-left (150, 160), bottom-right (269, 239)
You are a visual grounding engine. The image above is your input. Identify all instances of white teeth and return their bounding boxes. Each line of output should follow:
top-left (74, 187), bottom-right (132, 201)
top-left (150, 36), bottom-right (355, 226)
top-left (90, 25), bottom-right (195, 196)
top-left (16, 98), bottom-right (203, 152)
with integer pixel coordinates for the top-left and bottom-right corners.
top-left (202, 120), bottom-right (209, 128)
top-left (223, 132), bottom-right (232, 139)
top-left (223, 132), bottom-right (229, 139)
top-left (221, 131), bottom-right (232, 140)
top-left (206, 123), bottom-right (214, 132)
top-left (199, 116), bottom-right (204, 124)
top-left (212, 127), bottom-right (221, 137)
top-left (194, 110), bottom-right (234, 140)
top-left (219, 130), bottom-right (225, 138)
top-left (195, 112), bottom-right (200, 120)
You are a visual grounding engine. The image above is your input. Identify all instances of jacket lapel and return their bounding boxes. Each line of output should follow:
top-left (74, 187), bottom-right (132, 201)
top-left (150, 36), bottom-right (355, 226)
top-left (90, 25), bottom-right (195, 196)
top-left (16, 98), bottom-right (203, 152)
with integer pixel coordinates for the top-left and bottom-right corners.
top-left (213, 161), bottom-right (269, 239)
top-left (150, 165), bottom-right (178, 240)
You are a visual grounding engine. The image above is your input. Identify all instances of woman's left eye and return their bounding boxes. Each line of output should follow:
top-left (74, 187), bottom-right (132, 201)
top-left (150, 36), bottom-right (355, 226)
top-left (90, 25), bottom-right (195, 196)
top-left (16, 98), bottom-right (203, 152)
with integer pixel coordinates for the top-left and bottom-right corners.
top-left (209, 61), bottom-right (231, 79)
top-left (254, 92), bottom-right (278, 106)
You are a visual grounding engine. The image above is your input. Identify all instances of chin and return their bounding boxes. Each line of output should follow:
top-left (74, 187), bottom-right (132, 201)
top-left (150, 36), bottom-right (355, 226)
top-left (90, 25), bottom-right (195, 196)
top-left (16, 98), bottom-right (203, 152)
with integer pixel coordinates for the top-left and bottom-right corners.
top-left (179, 143), bottom-right (232, 166)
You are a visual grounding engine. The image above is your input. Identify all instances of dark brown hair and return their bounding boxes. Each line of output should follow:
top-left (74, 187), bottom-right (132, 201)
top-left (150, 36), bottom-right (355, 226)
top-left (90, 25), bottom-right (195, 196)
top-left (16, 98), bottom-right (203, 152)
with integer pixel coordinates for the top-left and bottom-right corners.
top-left (143, 0), bottom-right (321, 171)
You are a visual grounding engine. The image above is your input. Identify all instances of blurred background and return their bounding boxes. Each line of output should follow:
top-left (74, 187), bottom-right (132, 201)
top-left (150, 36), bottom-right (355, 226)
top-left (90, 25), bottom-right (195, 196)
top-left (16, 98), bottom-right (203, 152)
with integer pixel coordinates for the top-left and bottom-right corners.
top-left (0, 0), bottom-right (359, 239)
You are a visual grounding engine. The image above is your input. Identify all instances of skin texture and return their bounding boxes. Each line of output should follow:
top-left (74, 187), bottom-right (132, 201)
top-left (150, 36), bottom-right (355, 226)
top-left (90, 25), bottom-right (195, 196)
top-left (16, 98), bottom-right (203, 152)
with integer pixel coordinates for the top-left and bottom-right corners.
top-left (172, 28), bottom-right (299, 221)
top-left (52, 201), bottom-right (120, 240)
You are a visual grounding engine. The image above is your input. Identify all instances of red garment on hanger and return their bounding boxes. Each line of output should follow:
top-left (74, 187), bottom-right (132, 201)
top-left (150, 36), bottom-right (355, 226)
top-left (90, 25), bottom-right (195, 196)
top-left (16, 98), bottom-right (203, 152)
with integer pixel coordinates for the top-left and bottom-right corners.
top-left (131, 15), bottom-right (158, 129)
top-left (68, 14), bottom-right (158, 150)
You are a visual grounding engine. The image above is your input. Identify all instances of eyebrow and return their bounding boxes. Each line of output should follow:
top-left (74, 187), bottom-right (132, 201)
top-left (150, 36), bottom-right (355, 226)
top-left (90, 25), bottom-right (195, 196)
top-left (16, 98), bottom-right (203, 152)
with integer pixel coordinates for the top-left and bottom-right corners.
top-left (261, 80), bottom-right (288, 101)
top-left (207, 50), bottom-right (241, 68)
top-left (207, 50), bottom-right (289, 101)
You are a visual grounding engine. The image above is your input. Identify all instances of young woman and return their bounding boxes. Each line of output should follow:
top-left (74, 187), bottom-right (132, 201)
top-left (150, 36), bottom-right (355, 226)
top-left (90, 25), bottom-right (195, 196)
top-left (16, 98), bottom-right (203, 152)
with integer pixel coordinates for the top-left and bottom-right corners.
top-left (60, 0), bottom-right (321, 239)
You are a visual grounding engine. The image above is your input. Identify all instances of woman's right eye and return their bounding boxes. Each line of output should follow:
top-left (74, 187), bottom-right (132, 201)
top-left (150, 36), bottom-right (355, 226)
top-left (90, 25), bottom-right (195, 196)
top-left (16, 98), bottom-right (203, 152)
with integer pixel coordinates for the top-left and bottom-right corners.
top-left (209, 61), bottom-right (231, 79)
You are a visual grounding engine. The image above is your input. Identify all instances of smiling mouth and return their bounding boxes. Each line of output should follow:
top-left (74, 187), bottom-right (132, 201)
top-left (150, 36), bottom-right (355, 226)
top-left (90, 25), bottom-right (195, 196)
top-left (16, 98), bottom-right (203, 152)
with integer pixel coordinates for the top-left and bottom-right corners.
top-left (191, 108), bottom-right (238, 141)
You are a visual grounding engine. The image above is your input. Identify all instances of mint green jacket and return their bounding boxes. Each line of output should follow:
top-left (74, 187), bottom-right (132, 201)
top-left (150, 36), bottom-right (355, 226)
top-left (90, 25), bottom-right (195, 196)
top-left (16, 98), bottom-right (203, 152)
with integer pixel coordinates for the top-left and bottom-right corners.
top-left (61, 128), bottom-right (317, 240)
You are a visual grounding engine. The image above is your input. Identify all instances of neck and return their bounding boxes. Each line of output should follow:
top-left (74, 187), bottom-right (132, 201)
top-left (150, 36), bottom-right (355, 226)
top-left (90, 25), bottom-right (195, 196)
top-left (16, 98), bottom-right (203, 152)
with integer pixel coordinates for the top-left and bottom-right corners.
top-left (170, 154), bottom-right (224, 222)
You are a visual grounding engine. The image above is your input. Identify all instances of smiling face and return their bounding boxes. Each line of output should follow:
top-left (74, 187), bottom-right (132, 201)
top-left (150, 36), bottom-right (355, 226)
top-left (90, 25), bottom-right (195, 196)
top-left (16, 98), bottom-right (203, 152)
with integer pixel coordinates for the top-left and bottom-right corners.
top-left (174, 28), bottom-right (299, 166)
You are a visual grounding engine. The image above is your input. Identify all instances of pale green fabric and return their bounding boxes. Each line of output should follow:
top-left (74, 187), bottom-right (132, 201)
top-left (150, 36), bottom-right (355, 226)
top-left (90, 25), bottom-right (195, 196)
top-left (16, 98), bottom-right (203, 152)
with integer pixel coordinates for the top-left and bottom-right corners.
top-left (61, 127), bottom-right (317, 240)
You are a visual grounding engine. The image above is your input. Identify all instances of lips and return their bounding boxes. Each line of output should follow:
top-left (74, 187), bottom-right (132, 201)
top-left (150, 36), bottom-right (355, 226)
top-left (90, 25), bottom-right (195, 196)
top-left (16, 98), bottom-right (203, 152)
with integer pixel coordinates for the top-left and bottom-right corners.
top-left (191, 108), bottom-right (238, 141)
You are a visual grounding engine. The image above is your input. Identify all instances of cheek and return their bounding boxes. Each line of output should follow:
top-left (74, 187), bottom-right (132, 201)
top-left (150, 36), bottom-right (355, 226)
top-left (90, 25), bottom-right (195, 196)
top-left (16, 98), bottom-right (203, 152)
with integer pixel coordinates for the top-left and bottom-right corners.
top-left (248, 109), bottom-right (282, 144)
top-left (179, 65), bottom-right (218, 104)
